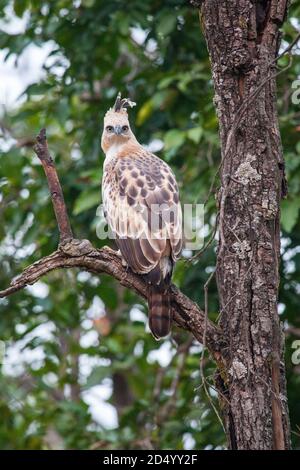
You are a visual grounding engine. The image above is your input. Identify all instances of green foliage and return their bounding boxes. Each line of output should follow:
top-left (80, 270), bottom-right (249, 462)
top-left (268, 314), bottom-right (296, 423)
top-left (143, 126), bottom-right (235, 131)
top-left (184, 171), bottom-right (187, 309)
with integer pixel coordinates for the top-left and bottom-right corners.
top-left (0, 0), bottom-right (300, 450)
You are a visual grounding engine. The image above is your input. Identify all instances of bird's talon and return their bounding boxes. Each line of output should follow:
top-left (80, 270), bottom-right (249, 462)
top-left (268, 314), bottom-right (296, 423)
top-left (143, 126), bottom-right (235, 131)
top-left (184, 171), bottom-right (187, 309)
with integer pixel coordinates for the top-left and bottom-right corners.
top-left (102, 245), bottom-right (114, 251)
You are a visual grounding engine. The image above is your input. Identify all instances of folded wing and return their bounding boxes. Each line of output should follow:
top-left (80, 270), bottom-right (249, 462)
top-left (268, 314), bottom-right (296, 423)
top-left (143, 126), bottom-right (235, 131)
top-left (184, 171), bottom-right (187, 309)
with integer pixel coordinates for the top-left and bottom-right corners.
top-left (102, 151), bottom-right (182, 275)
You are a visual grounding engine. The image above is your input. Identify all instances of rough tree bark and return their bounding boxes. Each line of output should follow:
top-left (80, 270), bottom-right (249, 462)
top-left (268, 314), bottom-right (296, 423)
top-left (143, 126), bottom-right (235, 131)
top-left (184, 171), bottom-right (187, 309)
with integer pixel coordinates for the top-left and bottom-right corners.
top-left (198, 0), bottom-right (290, 450)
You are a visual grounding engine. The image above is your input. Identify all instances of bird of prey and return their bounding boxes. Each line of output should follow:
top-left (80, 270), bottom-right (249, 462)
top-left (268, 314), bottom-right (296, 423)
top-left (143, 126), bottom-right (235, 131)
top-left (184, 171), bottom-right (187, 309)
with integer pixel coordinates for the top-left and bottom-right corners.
top-left (101, 93), bottom-right (182, 339)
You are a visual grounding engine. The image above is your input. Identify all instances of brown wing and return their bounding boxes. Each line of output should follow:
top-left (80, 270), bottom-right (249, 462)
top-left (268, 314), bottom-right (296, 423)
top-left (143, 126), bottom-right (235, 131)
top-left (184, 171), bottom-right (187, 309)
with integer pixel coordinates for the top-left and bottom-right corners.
top-left (102, 150), bottom-right (182, 275)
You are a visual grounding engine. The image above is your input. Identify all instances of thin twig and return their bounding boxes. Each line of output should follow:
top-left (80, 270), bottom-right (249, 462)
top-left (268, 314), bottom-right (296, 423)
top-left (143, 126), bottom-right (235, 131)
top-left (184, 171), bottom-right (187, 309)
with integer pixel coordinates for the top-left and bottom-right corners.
top-left (188, 214), bottom-right (218, 262)
top-left (272, 31), bottom-right (300, 64)
top-left (187, 31), bottom-right (300, 262)
top-left (156, 336), bottom-right (194, 425)
top-left (223, 55), bottom-right (293, 159)
top-left (197, 378), bottom-right (230, 406)
top-left (199, 34), bottom-right (298, 209)
top-left (199, 268), bottom-right (225, 432)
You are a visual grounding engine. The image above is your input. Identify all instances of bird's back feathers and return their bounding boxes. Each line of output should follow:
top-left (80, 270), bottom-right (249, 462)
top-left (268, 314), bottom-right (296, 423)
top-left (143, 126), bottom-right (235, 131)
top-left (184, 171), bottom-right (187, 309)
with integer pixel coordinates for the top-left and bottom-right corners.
top-left (102, 143), bottom-right (182, 271)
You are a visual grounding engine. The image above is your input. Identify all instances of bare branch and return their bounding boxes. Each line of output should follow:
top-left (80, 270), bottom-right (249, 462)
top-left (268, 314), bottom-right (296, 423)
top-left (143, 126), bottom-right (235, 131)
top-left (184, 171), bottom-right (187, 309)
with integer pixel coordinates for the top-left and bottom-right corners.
top-left (0, 239), bottom-right (224, 355)
top-left (33, 128), bottom-right (73, 242)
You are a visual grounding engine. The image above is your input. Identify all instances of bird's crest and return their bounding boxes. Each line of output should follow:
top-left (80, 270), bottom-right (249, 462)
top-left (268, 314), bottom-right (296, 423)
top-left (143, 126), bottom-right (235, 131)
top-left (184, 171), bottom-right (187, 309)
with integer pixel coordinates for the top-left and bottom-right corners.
top-left (113, 92), bottom-right (136, 112)
top-left (105, 92), bottom-right (136, 118)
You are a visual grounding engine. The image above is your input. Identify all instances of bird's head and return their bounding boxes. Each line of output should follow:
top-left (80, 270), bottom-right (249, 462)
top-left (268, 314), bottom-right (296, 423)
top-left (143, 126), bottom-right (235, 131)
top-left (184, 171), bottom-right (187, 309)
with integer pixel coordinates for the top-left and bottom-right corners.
top-left (101, 93), bottom-right (136, 153)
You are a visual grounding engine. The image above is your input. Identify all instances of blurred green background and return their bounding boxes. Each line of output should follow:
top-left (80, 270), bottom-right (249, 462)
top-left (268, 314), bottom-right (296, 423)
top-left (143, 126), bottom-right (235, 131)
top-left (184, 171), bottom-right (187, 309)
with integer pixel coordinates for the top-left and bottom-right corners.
top-left (0, 0), bottom-right (299, 450)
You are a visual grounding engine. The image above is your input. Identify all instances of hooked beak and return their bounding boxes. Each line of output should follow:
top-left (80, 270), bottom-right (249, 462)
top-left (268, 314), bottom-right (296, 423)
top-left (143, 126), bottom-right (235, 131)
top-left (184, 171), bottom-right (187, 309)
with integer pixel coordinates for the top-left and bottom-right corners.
top-left (114, 125), bottom-right (122, 135)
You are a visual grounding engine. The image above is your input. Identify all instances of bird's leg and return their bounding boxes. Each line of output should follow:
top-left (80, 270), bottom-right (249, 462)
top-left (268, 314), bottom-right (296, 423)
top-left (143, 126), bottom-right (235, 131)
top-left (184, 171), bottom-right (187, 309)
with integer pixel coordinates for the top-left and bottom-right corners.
top-left (102, 245), bottom-right (116, 253)
top-left (118, 250), bottom-right (128, 268)
top-left (115, 251), bottom-right (128, 269)
top-left (116, 250), bottom-right (128, 269)
top-left (103, 246), bottom-right (128, 268)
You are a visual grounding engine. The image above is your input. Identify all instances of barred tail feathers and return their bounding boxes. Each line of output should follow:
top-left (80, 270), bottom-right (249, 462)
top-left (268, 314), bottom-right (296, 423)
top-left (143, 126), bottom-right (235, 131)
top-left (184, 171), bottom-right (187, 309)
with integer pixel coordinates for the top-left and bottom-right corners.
top-left (146, 256), bottom-right (173, 340)
top-left (148, 285), bottom-right (171, 340)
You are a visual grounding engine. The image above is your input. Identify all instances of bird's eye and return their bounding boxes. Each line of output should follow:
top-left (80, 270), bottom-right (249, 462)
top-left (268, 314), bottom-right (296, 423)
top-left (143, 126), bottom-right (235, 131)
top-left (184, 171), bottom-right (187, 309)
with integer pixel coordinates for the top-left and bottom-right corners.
top-left (122, 125), bottom-right (129, 132)
top-left (106, 125), bottom-right (113, 132)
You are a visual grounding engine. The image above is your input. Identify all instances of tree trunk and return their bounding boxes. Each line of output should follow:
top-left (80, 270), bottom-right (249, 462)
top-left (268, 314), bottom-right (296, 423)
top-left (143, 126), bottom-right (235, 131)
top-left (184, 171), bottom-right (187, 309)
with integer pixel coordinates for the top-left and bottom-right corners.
top-left (199, 0), bottom-right (290, 449)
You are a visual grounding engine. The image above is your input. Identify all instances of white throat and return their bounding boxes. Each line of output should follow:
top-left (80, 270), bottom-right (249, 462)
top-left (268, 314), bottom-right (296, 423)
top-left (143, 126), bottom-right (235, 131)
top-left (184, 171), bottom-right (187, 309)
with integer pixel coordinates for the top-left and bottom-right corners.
top-left (104, 142), bottom-right (123, 168)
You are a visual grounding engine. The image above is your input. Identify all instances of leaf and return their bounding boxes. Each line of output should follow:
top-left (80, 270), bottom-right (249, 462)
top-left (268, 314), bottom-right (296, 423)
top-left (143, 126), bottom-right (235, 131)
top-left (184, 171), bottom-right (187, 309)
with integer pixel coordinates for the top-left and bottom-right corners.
top-left (13, 0), bottom-right (27, 17)
top-left (81, 0), bottom-right (95, 7)
top-left (73, 190), bottom-right (100, 215)
top-left (136, 100), bottom-right (154, 125)
top-left (158, 76), bottom-right (176, 90)
top-left (137, 91), bottom-right (172, 125)
top-left (164, 129), bottom-right (185, 151)
top-left (151, 90), bottom-right (169, 108)
top-left (84, 366), bottom-right (110, 389)
top-left (187, 127), bottom-right (203, 144)
top-left (157, 12), bottom-right (177, 37)
top-left (281, 198), bottom-right (300, 233)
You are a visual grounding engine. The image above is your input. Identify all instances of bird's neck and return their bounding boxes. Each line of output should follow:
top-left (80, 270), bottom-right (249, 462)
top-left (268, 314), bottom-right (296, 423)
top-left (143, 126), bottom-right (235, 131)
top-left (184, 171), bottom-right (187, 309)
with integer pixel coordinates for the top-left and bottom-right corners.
top-left (104, 142), bottom-right (122, 166)
top-left (104, 138), bottom-right (141, 167)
